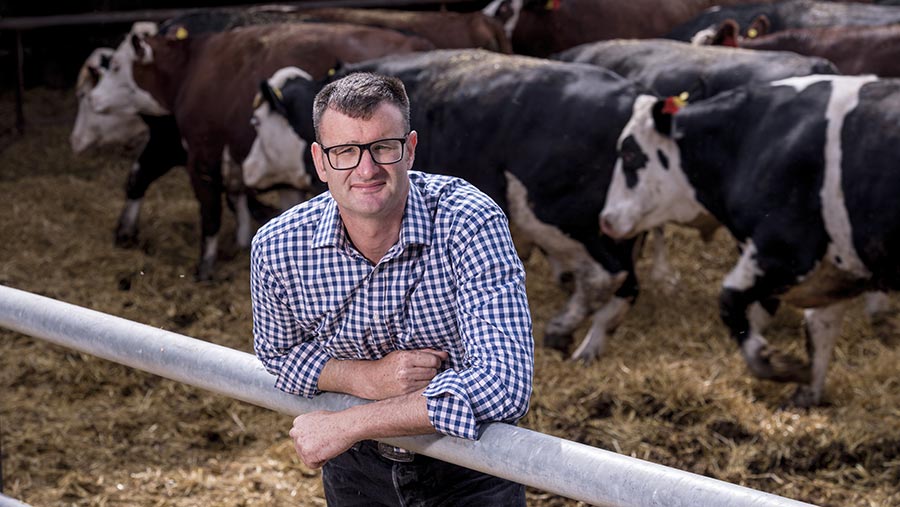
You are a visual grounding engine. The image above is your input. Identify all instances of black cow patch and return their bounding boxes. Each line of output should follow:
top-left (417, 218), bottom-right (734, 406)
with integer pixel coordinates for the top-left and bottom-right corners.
top-left (657, 149), bottom-right (669, 170)
top-left (620, 135), bottom-right (649, 188)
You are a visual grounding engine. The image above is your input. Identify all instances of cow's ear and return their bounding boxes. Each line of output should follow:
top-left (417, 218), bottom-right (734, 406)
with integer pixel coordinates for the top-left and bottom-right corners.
top-left (712, 19), bottom-right (740, 47)
top-left (87, 65), bottom-right (101, 86)
top-left (130, 33), bottom-right (144, 59)
top-left (746, 14), bottom-right (770, 39)
top-left (326, 60), bottom-right (345, 82)
top-left (651, 99), bottom-right (677, 137)
top-left (130, 33), bottom-right (153, 64)
top-left (259, 80), bottom-right (288, 116)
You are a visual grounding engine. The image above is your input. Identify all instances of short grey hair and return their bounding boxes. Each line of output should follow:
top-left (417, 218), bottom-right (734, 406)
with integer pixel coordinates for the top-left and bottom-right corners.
top-left (313, 72), bottom-right (410, 142)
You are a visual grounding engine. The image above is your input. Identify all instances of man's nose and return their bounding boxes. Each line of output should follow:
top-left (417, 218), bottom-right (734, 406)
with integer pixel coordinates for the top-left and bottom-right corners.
top-left (355, 148), bottom-right (380, 176)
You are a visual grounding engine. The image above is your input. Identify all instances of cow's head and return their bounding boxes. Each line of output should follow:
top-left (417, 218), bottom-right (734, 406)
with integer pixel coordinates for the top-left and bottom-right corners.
top-left (692, 19), bottom-right (739, 47)
top-left (88, 22), bottom-right (169, 116)
top-left (71, 47), bottom-right (147, 153)
top-left (482, 0), bottom-right (524, 39)
top-left (243, 67), bottom-right (317, 191)
top-left (694, 15), bottom-right (770, 47)
top-left (600, 94), bottom-right (705, 239)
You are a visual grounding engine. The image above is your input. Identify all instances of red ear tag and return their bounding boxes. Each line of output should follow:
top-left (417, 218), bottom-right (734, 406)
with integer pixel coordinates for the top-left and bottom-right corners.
top-left (661, 92), bottom-right (689, 115)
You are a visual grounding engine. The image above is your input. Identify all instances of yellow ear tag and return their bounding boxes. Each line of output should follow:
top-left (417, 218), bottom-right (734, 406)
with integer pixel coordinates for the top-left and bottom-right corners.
top-left (252, 93), bottom-right (262, 109)
top-left (747, 28), bottom-right (758, 38)
top-left (328, 67), bottom-right (336, 77)
top-left (678, 91), bottom-right (689, 103)
top-left (272, 86), bottom-right (283, 101)
top-left (175, 27), bottom-right (189, 40)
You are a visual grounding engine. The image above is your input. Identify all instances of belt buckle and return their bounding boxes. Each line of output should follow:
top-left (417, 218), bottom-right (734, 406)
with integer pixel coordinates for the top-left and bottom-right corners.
top-left (377, 442), bottom-right (415, 462)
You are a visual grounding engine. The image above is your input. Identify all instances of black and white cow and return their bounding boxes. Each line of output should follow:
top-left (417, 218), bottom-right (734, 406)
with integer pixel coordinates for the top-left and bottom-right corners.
top-left (245, 49), bottom-right (656, 361)
top-left (600, 74), bottom-right (899, 406)
top-left (553, 38), bottom-right (839, 283)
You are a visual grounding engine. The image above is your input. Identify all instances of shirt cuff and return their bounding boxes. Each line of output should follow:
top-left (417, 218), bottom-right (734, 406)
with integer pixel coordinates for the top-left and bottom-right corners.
top-left (272, 342), bottom-right (333, 398)
top-left (423, 370), bottom-right (480, 440)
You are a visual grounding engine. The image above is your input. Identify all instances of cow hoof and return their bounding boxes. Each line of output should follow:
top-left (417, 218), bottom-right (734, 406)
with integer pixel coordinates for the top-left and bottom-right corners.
top-left (114, 227), bottom-right (140, 249)
top-left (745, 345), bottom-right (811, 384)
top-left (570, 348), bottom-right (599, 364)
top-left (195, 261), bottom-right (216, 282)
top-left (790, 386), bottom-right (823, 408)
top-left (543, 333), bottom-right (573, 353)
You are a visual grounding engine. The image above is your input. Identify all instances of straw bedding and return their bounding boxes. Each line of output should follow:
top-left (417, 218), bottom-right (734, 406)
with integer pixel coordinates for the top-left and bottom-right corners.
top-left (1, 88), bottom-right (898, 506)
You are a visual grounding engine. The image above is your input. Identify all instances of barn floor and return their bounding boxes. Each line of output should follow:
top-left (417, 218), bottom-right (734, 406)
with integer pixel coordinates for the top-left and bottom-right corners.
top-left (1, 87), bottom-right (899, 507)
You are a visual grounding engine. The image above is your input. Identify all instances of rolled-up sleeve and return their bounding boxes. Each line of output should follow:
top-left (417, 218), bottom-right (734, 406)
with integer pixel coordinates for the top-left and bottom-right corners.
top-left (423, 214), bottom-right (534, 440)
top-left (250, 237), bottom-right (332, 398)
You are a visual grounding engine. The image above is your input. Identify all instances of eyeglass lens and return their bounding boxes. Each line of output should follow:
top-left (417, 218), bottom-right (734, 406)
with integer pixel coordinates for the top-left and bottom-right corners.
top-left (328, 139), bottom-right (404, 170)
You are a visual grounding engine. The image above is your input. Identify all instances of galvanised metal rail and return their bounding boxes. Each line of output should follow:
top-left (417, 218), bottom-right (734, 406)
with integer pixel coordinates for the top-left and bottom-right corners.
top-left (0, 284), bottom-right (817, 507)
top-left (0, 494), bottom-right (32, 507)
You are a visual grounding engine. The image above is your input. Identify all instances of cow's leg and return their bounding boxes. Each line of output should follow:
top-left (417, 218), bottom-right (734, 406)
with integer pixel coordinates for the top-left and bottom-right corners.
top-left (791, 302), bottom-right (848, 407)
top-left (543, 283), bottom-right (589, 352)
top-left (570, 296), bottom-right (631, 361)
top-left (115, 118), bottom-right (186, 247)
top-left (863, 291), bottom-right (892, 326)
top-left (647, 226), bottom-right (676, 287)
top-left (221, 148), bottom-right (253, 249)
top-left (720, 247), bottom-right (810, 383)
top-left (188, 157), bottom-right (224, 281)
top-left (115, 157), bottom-right (175, 247)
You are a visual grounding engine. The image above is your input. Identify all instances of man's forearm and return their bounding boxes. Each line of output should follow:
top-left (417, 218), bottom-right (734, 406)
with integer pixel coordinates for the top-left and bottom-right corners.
top-left (318, 349), bottom-right (449, 400)
top-left (290, 388), bottom-right (436, 468)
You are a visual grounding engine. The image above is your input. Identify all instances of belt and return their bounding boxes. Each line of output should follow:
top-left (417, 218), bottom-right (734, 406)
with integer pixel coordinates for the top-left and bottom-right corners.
top-left (361, 440), bottom-right (416, 462)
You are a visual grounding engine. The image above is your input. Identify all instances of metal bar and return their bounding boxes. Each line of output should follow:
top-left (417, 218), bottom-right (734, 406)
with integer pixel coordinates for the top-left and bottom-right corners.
top-left (0, 284), bottom-right (817, 507)
top-left (14, 31), bottom-right (24, 135)
top-left (0, 494), bottom-right (32, 507)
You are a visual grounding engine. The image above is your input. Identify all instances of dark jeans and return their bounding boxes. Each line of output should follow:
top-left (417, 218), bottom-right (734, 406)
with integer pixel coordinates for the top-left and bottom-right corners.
top-left (322, 440), bottom-right (526, 506)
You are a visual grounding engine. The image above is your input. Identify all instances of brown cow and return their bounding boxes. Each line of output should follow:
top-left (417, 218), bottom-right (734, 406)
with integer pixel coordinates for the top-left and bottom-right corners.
top-left (482, 0), bottom-right (771, 56)
top-left (96, 22), bottom-right (433, 280)
top-left (714, 21), bottom-right (900, 77)
top-left (299, 7), bottom-right (512, 53)
top-left (160, 6), bottom-right (512, 54)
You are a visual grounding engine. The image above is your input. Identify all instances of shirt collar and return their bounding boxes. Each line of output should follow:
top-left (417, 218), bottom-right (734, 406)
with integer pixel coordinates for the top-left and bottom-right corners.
top-left (311, 177), bottom-right (433, 251)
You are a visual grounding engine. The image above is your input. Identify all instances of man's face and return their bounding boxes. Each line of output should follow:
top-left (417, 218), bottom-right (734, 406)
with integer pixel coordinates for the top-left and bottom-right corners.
top-left (312, 102), bottom-right (416, 222)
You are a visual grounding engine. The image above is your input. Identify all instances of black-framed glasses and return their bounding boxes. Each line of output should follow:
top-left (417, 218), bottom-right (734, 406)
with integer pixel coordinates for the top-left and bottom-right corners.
top-left (320, 134), bottom-right (410, 170)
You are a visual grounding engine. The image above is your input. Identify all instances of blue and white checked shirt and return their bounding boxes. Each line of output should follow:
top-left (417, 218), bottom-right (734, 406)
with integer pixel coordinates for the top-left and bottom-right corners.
top-left (250, 171), bottom-right (534, 440)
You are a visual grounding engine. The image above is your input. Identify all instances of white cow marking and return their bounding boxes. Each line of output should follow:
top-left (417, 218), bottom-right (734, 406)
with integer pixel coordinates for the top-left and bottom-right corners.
top-left (723, 239), bottom-right (763, 291)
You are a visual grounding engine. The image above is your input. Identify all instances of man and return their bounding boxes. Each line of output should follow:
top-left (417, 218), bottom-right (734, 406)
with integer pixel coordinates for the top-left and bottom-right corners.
top-left (250, 72), bottom-right (534, 505)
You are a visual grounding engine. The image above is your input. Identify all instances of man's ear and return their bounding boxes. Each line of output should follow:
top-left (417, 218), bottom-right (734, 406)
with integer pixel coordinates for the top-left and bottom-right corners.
top-left (405, 130), bottom-right (418, 167)
top-left (310, 142), bottom-right (328, 183)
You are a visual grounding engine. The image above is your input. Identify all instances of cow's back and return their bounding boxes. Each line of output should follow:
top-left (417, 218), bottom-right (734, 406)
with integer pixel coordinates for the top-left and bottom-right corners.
top-left (555, 38), bottom-right (838, 97)
top-left (740, 24), bottom-right (900, 77)
top-left (343, 49), bottom-right (642, 230)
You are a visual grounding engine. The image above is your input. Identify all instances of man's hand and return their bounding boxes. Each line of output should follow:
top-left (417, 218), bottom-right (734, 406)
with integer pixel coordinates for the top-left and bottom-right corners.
top-left (289, 410), bottom-right (355, 468)
top-left (289, 389), bottom-right (435, 468)
top-left (364, 348), bottom-right (449, 399)
top-left (319, 348), bottom-right (449, 400)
